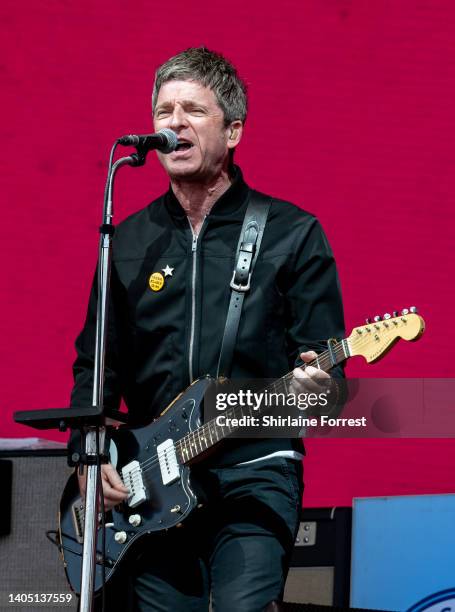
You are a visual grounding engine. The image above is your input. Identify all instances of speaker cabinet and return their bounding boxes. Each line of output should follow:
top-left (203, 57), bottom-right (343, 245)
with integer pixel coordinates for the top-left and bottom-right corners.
top-left (284, 507), bottom-right (352, 607)
top-left (0, 450), bottom-right (76, 608)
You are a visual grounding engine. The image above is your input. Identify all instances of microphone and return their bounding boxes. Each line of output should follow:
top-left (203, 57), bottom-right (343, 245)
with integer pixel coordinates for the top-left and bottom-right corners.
top-left (117, 128), bottom-right (178, 153)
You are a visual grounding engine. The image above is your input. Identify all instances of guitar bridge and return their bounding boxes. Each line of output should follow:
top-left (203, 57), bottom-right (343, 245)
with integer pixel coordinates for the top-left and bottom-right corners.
top-left (71, 501), bottom-right (85, 544)
top-left (71, 501), bottom-right (106, 542)
top-left (121, 460), bottom-right (147, 508)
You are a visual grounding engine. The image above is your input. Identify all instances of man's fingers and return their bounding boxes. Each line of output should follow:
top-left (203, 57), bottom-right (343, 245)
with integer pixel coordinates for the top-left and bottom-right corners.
top-left (100, 468), bottom-right (129, 508)
top-left (77, 463), bottom-right (129, 511)
top-left (293, 365), bottom-right (331, 393)
top-left (294, 365), bottom-right (329, 381)
top-left (292, 367), bottom-right (323, 393)
top-left (299, 351), bottom-right (318, 363)
top-left (102, 486), bottom-right (129, 503)
top-left (101, 490), bottom-right (126, 511)
top-left (102, 464), bottom-right (129, 493)
top-left (80, 463), bottom-right (129, 493)
top-left (304, 365), bottom-right (330, 380)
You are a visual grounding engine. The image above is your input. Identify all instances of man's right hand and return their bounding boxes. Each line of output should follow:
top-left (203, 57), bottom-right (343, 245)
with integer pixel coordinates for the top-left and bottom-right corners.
top-left (77, 463), bottom-right (130, 511)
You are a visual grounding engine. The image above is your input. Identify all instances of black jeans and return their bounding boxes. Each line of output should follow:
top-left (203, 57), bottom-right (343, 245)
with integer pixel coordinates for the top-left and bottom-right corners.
top-left (98, 457), bottom-right (303, 612)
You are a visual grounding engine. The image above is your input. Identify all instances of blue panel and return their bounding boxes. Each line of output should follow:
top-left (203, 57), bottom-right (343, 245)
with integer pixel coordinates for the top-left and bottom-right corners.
top-left (351, 494), bottom-right (455, 611)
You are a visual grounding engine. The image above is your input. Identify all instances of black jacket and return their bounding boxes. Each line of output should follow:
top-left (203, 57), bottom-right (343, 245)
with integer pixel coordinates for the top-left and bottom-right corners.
top-left (70, 167), bottom-right (345, 464)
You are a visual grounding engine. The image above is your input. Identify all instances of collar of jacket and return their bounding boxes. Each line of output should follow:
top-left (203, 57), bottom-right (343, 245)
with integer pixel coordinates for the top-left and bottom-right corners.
top-left (163, 165), bottom-right (250, 222)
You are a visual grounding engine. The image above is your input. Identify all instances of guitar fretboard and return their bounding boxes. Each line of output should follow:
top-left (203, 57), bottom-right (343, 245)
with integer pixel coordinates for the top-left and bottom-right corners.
top-left (176, 338), bottom-right (350, 464)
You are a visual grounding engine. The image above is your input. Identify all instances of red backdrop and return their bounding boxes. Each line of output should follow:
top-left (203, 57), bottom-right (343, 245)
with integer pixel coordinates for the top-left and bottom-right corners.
top-left (1, 1), bottom-right (454, 506)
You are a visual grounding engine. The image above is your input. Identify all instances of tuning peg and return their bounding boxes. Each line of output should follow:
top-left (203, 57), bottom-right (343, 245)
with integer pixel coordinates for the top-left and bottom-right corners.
top-left (410, 306), bottom-right (418, 313)
top-left (392, 311), bottom-right (399, 317)
top-left (401, 308), bottom-right (409, 316)
top-left (383, 313), bottom-right (391, 320)
top-left (374, 315), bottom-right (382, 322)
top-left (365, 318), bottom-right (372, 324)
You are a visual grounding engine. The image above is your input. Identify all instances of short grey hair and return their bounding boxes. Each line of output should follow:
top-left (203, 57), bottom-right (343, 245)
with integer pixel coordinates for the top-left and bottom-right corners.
top-left (152, 47), bottom-right (248, 126)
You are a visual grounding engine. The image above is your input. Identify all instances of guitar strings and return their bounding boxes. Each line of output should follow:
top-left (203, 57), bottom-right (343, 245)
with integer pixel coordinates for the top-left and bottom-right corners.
top-left (124, 340), bottom-right (351, 482)
top-left (124, 337), bottom-right (363, 480)
top-left (139, 347), bottom-right (346, 474)
top-left (118, 324), bottom-right (410, 485)
top-left (119, 344), bottom-right (347, 482)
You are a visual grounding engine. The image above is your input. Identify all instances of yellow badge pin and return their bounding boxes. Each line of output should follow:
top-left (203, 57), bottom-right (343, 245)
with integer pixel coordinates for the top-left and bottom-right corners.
top-left (149, 272), bottom-right (165, 292)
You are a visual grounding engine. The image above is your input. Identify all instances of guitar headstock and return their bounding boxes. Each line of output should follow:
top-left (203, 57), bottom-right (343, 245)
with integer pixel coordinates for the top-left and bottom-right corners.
top-left (347, 307), bottom-right (425, 363)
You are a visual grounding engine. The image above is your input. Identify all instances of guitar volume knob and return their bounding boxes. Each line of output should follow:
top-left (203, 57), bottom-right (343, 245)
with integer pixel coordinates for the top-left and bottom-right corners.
top-left (114, 531), bottom-right (127, 544)
top-left (128, 514), bottom-right (142, 527)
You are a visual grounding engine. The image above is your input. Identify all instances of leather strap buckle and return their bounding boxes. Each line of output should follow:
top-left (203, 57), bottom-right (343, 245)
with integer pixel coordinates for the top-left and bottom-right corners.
top-left (230, 270), bottom-right (252, 292)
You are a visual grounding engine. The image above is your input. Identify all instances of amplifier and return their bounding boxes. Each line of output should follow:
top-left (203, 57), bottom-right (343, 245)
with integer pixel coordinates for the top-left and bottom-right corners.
top-left (0, 450), bottom-right (75, 608)
top-left (284, 507), bottom-right (352, 607)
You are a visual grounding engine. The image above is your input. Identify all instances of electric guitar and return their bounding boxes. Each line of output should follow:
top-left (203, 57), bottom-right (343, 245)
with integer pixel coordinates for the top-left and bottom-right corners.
top-left (58, 309), bottom-right (425, 594)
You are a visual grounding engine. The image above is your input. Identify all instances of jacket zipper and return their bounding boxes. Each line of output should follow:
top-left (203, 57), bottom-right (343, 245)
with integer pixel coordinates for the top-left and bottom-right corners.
top-left (188, 217), bottom-right (206, 383)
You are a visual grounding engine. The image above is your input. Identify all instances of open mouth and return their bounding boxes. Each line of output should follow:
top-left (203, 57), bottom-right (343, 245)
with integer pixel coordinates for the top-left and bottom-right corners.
top-left (175, 141), bottom-right (194, 151)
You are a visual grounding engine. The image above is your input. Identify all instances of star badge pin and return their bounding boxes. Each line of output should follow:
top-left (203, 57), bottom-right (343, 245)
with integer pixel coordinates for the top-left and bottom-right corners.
top-left (162, 265), bottom-right (174, 277)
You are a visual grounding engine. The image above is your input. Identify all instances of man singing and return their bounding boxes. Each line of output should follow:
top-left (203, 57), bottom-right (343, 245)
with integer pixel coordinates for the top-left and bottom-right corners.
top-left (71, 47), bottom-right (345, 611)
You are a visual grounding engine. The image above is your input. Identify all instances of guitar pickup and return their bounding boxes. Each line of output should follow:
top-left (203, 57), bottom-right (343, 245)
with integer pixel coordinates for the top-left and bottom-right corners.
top-left (121, 461), bottom-right (147, 508)
top-left (157, 439), bottom-right (180, 486)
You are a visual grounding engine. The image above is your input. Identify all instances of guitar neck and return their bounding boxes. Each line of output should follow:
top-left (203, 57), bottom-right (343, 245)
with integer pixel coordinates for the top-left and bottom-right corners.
top-left (178, 338), bottom-right (350, 464)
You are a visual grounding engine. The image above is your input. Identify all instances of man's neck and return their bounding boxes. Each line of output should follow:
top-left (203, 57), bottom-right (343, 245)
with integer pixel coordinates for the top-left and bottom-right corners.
top-left (171, 169), bottom-right (232, 235)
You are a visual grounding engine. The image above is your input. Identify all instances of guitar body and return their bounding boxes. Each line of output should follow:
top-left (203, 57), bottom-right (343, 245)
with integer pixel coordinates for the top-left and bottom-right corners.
top-left (59, 377), bottom-right (211, 595)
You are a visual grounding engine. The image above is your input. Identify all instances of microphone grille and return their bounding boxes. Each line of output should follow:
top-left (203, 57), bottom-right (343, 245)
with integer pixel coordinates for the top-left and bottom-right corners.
top-left (158, 128), bottom-right (179, 153)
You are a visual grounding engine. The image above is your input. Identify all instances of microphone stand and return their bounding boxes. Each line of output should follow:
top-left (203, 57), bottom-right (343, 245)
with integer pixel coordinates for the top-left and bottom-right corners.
top-left (14, 144), bottom-right (148, 612)
top-left (79, 146), bottom-right (148, 612)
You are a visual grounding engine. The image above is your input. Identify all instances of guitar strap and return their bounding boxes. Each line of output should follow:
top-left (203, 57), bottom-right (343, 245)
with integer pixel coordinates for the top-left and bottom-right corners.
top-left (216, 190), bottom-right (272, 378)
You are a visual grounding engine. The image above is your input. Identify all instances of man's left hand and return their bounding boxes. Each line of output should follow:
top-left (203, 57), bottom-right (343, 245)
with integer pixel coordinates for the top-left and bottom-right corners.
top-left (291, 350), bottom-right (330, 394)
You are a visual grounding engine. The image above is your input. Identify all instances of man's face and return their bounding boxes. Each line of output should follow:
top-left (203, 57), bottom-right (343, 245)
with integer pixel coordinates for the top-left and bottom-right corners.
top-left (153, 79), bottom-right (242, 182)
